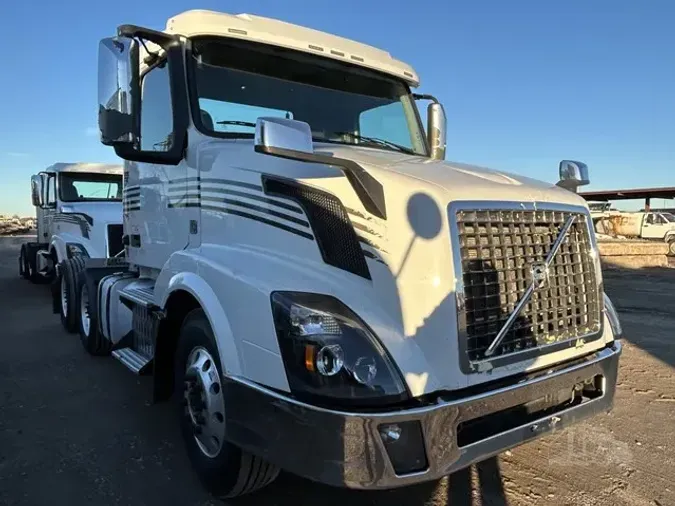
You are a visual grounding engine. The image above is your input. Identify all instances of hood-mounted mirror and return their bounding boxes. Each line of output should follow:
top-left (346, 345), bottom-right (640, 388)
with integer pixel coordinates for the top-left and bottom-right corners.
top-left (557, 160), bottom-right (590, 193)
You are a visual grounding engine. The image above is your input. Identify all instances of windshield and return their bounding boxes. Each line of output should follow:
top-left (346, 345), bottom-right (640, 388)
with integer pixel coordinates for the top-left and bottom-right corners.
top-left (661, 213), bottom-right (675, 223)
top-left (58, 172), bottom-right (122, 202)
top-left (190, 38), bottom-right (428, 156)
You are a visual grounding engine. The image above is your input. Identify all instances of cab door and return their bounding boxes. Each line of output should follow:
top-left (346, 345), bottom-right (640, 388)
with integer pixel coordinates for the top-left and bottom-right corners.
top-left (127, 60), bottom-right (191, 270)
top-left (642, 213), bottom-right (667, 240)
top-left (39, 172), bottom-right (57, 242)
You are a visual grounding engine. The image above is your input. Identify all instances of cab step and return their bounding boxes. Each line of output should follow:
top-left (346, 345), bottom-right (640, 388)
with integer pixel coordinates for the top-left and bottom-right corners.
top-left (119, 284), bottom-right (156, 309)
top-left (112, 347), bottom-right (153, 374)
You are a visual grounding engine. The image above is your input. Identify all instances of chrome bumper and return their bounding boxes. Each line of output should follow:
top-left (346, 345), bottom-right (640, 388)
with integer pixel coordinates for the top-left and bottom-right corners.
top-left (223, 341), bottom-right (622, 490)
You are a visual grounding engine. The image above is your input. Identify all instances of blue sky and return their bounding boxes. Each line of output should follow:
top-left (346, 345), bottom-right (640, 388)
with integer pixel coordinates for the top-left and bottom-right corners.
top-left (1, 0), bottom-right (673, 215)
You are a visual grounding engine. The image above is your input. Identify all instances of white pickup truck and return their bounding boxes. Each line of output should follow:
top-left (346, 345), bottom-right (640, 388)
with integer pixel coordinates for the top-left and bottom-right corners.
top-left (76, 9), bottom-right (623, 498)
top-left (594, 210), bottom-right (675, 255)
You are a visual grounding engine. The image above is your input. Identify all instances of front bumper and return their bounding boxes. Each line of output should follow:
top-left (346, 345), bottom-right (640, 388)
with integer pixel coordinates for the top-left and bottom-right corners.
top-left (223, 340), bottom-right (622, 490)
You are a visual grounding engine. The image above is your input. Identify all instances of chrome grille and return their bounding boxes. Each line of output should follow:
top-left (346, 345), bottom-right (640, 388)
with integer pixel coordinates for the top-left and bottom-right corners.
top-left (455, 208), bottom-right (601, 364)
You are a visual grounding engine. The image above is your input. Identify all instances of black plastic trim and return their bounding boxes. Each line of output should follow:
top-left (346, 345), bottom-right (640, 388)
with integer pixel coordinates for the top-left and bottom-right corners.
top-left (256, 145), bottom-right (386, 220)
top-left (263, 176), bottom-right (370, 279)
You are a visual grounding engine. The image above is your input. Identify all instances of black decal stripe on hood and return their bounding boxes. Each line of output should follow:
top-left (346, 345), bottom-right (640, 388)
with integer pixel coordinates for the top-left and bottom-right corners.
top-left (168, 177), bottom-right (262, 192)
top-left (53, 214), bottom-right (90, 239)
top-left (199, 196), bottom-right (309, 227)
top-left (200, 204), bottom-right (314, 240)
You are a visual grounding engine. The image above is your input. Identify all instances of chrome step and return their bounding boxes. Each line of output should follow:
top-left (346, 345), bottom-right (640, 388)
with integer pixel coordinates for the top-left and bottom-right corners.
top-left (112, 347), bottom-right (152, 374)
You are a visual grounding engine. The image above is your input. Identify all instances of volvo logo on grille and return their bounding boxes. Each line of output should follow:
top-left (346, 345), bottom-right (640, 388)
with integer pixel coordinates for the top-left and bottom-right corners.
top-left (531, 262), bottom-right (549, 287)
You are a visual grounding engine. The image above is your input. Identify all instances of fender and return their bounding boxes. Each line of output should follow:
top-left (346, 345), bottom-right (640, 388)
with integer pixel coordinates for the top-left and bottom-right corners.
top-left (158, 271), bottom-right (243, 377)
top-left (51, 233), bottom-right (100, 263)
top-left (665, 231), bottom-right (675, 242)
top-left (51, 236), bottom-right (68, 264)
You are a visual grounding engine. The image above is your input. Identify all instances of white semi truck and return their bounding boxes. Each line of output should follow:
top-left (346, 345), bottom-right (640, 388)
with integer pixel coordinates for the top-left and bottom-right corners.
top-left (81, 10), bottom-right (623, 498)
top-left (19, 163), bottom-right (124, 332)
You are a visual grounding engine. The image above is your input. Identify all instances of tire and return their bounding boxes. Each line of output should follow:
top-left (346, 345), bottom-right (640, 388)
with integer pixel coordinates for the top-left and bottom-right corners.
top-left (58, 256), bottom-right (86, 333)
top-left (19, 245), bottom-right (28, 279)
top-left (78, 275), bottom-right (111, 356)
top-left (668, 239), bottom-right (675, 257)
top-left (175, 309), bottom-right (279, 498)
top-left (24, 244), bottom-right (39, 283)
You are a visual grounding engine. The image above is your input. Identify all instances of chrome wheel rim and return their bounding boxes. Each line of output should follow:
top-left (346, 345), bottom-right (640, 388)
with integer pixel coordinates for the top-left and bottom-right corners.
top-left (184, 346), bottom-right (226, 458)
top-left (80, 284), bottom-right (90, 336)
top-left (60, 275), bottom-right (68, 316)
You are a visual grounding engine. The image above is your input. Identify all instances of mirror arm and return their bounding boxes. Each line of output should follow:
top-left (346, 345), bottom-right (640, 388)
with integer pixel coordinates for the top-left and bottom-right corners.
top-left (412, 93), bottom-right (440, 104)
top-left (117, 25), bottom-right (178, 47)
top-left (254, 145), bottom-right (387, 220)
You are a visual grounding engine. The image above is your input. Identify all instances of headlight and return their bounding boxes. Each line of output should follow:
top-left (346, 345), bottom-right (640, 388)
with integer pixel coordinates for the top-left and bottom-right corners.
top-left (66, 243), bottom-right (89, 258)
top-left (603, 293), bottom-right (622, 339)
top-left (271, 292), bottom-right (409, 406)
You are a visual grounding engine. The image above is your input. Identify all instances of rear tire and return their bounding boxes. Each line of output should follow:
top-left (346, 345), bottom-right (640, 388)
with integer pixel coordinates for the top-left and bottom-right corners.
top-left (58, 257), bottom-right (86, 333)
top-left (78, 276), bottom-right (111, 356)
top-left (175, 309), bottom-right (279, 498)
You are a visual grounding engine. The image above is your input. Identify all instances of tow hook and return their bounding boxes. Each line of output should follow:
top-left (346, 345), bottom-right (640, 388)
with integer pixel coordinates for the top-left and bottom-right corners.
top-left (530, 415), bottom-right (562, 434)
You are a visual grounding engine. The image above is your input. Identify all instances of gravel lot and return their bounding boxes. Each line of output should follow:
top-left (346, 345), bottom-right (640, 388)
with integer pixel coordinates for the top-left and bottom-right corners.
top-left (0, 236), bottom-right (673, 506)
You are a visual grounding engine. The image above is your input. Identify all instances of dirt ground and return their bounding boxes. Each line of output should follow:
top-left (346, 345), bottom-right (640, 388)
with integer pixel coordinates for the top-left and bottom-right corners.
top-left (0, 236), bottom-right (673, 506)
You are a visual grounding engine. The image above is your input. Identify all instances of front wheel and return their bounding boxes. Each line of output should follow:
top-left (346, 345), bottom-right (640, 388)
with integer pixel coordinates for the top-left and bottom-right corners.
top-left (668, 239), bottom-right (675, 257)
top-left (175, 309), bottom-right (279, 498)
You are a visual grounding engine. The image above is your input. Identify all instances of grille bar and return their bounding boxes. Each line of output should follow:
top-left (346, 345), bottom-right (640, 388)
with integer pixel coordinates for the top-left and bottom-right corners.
top-left (452, 206), bottom-right (602, 367)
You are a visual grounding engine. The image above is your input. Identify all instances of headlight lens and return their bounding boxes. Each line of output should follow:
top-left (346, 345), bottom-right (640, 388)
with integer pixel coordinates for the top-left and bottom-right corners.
top-left (66, 243), bottom-right (89, 258)
top-left (271, 292), bottom-right (409, 405)
top-left (603, 293), bottom-right (622, 339)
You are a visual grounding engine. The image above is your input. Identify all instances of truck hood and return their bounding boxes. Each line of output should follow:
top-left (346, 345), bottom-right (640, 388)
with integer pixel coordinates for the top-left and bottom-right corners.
top-left (302, 145), bottom-right (602, 394)
top-left (315, 145), bottom-right (587, 208)
top-left (58, 201), bottom-right (122, 225)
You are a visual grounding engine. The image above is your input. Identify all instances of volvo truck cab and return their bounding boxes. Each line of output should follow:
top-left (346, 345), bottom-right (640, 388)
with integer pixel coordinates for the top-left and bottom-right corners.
top-left (81, 10), bottom-right (623, 498)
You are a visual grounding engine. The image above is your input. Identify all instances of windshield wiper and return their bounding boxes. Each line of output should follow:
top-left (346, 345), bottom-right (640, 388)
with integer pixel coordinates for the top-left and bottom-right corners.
top-left (216, 120), bottom-right (256, 128)
top-left (332, 131), bottom-right (417, 155)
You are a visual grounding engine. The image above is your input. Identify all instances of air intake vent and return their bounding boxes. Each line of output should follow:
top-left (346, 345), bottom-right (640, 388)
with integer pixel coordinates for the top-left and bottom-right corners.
top-left (107, 224), bottom-right (124, 257)
top-left (263, 176), bottom-right (370, 280)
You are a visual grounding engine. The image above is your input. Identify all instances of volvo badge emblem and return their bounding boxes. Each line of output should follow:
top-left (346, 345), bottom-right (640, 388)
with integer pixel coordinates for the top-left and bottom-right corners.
top-left (531, 262), bottom-right (549, 288)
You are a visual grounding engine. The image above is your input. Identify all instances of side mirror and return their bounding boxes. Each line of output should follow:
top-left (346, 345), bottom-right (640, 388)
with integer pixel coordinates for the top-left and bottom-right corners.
top-left (557, 160), bottom-right (590, 193)
top-left (97, 36), bottom-right (139, 147)
top-left (30, 175), bottom-right (43, 207)
top-left (254, 117), bottom-right (314, 155)
top-left (427, 103), bottom-right (446, 161)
